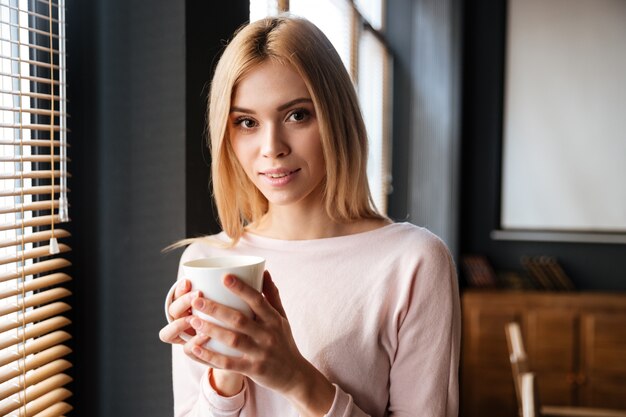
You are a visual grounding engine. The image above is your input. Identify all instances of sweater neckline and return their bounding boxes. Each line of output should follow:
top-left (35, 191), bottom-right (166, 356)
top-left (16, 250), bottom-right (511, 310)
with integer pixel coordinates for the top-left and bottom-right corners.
top-left (236, 222), bottom-right (406, 250)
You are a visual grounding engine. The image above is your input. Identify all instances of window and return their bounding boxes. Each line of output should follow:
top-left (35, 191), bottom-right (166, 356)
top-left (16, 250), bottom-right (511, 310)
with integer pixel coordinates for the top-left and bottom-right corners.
top-left (0, 0), bottom-right (71, 414)
top-left (250, 0), bottom-right (392, 213)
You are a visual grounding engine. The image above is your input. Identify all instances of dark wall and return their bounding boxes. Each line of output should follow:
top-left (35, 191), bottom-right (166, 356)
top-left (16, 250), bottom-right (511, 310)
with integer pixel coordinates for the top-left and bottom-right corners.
top-left (185, 2), bottom-right (249, 237)
top-left (65, 0), bottom-right (99, 414)
top-left (386, 0), bottom-right (463, 254)
top-left (460, 0), bottom-right (626, 291)
top-left (386, 0), bottom-right (413, 221)
top-left (65, 1), bottom-right (248, 416)
top-left (67, 0), bottom-right (187, 415)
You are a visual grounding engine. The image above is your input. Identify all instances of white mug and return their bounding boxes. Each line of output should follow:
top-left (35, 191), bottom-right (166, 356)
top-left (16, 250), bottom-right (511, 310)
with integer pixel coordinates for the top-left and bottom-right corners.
top-left (164, 255), bottom-right (265, 357)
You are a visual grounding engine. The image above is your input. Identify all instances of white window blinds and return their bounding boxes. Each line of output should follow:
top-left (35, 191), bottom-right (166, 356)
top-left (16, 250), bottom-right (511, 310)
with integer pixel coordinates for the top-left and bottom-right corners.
top-left (0, 0), bottom-right (72, 415)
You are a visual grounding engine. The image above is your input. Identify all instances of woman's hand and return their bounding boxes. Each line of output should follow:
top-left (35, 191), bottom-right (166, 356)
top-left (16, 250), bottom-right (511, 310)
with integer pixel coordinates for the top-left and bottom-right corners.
top-left (186, 271), bottom-right (335, 417)
top-left (159, 279), bottom-right (201, 345)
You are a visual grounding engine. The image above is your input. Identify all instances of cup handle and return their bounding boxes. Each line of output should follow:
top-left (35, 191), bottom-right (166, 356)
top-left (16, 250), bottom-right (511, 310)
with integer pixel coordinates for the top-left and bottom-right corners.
top-left (164, 281), bottom-right (191, 342)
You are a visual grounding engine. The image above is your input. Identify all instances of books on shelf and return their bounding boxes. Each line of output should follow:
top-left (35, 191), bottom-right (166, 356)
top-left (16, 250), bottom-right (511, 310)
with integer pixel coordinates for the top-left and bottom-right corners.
top-left (521, 256), bottom-right (576, 291)
top-left (460, 255), bottom-right (499, 288)
top-left (460, 254), bottom-right (576, 291)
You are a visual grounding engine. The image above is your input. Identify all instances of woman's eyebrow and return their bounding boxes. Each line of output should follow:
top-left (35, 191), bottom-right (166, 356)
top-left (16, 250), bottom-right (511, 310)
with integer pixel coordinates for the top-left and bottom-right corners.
top-left (230, 97), bottom-right (313, 114)
top-left (230, 106), bottom-right (254, 114)
top-left (276, 97), bottom-right (312, 111)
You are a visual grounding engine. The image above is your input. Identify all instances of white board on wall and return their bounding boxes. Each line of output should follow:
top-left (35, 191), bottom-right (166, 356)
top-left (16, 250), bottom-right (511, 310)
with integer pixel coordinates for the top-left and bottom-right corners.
top-left (501, 0), bottom-right (626, 233)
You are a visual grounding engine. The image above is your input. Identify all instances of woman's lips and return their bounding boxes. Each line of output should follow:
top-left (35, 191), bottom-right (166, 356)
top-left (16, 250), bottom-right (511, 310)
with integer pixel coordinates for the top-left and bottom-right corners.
top-left (259, 168), bottom-right (301, 186)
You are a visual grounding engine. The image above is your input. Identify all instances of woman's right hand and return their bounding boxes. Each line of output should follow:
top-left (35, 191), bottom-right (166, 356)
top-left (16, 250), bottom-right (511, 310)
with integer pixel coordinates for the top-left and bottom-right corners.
top-left (159, 279), bottom-right (202, 345)
top-left (160, 279), bottom-right (246, 396)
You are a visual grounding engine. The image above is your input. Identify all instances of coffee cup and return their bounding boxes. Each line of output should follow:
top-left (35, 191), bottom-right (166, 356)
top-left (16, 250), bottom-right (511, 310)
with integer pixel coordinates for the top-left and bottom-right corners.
top-left (164, 255), bottom-right (265, 357)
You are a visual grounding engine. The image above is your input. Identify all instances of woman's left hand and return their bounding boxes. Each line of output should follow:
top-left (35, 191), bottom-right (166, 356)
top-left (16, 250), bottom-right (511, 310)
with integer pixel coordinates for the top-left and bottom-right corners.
top-left (188, 271), bottom-right (334, 413)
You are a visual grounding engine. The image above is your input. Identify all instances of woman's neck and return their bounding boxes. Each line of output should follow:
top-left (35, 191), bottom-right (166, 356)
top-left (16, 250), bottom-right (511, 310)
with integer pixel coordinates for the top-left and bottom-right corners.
top-left (246, 206), bottom-right (390, 241)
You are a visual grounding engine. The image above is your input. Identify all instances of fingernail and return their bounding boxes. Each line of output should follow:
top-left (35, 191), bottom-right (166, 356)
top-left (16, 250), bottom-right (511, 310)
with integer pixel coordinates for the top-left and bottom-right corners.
top-left (178, 281), bottom-right (186, 291)
top-left (193, 298), bottom-right (205, 309)
top-left (190, 317), bottom-right (202, 328)
top-left (224, 275), bottom-right (235, 287)
top-left (192, 346), bottom-right (202, 356)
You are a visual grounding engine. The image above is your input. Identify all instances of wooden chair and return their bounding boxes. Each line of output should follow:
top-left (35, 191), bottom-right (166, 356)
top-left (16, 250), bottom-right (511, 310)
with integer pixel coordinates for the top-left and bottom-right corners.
top-left (520, 372), bottom-right (540, 417)
top-left (505, 322), bottom-right (626, 417)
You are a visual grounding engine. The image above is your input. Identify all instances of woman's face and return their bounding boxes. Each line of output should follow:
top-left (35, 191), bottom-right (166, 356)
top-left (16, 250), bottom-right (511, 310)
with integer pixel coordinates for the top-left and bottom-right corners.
top-left (228, 60), bottom-right (326, 211)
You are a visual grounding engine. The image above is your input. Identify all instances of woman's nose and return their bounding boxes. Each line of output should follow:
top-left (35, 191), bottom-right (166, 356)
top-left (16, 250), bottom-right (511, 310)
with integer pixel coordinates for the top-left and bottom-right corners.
top-left (261, 125), bottom-right (290, 158)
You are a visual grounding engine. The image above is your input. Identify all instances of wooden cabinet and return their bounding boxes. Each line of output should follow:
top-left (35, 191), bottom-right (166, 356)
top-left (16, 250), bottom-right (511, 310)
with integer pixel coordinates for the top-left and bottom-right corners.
top-left (461, 291), bottom-right (626, 417)
top-left (580, 312), bottom-right (626, 409)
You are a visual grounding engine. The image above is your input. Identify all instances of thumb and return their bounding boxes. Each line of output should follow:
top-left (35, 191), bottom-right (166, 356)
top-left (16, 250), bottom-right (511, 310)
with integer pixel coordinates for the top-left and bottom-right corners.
top-left (262, 270), bottom-right (287, 318)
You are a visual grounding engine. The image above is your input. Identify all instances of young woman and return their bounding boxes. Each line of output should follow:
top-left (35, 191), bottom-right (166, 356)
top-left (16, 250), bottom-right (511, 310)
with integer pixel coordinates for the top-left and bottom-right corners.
top-left (159, 16), bottom-right (460, 417)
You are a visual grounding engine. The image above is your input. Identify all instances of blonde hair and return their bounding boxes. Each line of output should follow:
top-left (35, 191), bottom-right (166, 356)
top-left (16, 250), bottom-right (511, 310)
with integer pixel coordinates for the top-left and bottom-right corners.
top-left (210, 16), bottom-right (383, 244)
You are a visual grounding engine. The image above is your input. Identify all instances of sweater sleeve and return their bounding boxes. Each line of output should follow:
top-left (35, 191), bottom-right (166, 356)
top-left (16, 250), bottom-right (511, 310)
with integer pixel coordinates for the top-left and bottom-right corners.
top-left (387, 237), bottom-right (461, 416)
top-left (171, 242), bottom-right (249, 417)
top-left (325, 235), bottom-right (460, 417)
top-left (323, 385), bottom-right (370, 417)
top-left (172, 346), bottom-right (248, 416)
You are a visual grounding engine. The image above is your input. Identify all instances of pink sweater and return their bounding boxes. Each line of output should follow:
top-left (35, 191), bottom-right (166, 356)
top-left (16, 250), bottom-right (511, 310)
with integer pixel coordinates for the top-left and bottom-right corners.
top-left (171, 222), bottom-right (460, 416)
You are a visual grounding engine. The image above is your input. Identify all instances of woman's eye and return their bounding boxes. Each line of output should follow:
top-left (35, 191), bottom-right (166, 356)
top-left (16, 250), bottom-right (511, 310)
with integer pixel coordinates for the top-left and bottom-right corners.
top-left (288, 109), bottom-right (309, 122)
top-left (234, 117), bottom-right (257, 129)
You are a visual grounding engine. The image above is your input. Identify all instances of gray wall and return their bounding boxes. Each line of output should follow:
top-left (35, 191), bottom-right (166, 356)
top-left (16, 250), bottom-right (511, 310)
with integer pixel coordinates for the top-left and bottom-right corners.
top-left (97, 1), bottom-right (186, 415)
top-left (66, 1), bottom-right (249, 415)
top-left (67, 0), bottom-right (186, 415)
top-left (387, 0), bottom-right (463, 256)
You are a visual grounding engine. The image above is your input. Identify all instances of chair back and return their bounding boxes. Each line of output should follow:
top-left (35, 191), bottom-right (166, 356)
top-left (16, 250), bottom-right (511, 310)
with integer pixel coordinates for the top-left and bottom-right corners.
top-left (520, 372), bottom-right (541, 417)
top-left (505, 322), bottom-right (530, 415)
top-left (506, 322), bottom-right (626, 417)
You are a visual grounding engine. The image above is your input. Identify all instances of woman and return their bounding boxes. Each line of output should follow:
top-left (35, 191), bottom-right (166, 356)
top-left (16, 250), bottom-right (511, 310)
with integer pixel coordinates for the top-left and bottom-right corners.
top-left (159, 15), bottom-right (460, 417)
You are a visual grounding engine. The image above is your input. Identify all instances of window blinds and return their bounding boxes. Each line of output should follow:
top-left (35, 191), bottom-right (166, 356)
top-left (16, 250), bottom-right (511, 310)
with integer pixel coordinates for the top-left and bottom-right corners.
top-left (0, 0), bottom-right (72, 415)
